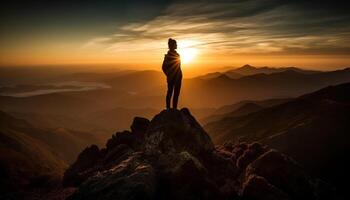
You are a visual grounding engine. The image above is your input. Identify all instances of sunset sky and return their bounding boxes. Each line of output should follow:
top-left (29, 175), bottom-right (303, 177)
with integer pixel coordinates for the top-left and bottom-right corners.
top-left (1, 0), bottom-right (350, 76)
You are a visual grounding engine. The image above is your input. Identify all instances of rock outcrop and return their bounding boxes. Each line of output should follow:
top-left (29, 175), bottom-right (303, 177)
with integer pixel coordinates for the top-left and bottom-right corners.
top-left (144, 108), bottom-right (214, 155)
top-left (63, 117), bottom-right (150, 187)
top-left (64, 108), bottom-right (339, 200)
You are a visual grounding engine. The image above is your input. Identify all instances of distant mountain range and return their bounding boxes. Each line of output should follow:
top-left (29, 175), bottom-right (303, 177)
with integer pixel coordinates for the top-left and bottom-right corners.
top-left (197, 64), bottom-right (321, 80)
top-left (1, 65), bottom-right (349, 139)
top-left (228, 64), bottom-right (320, 76)
top-left (204, 82), bottom-right (350, 190)
top-left (183, 66), bottom-right (350, 107)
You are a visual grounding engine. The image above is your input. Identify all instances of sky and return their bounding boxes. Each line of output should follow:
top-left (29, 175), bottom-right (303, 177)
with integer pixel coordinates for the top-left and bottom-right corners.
top-left (1, 0), bottom-right (350, 76)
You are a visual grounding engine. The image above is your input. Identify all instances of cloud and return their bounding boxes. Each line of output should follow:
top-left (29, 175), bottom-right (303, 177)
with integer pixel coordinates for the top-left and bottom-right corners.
top-left (83, 0), bottom-right (350, 56)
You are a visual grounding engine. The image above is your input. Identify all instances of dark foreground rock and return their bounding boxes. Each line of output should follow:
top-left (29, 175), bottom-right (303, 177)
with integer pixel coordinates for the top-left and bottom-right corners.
top-left (145, 108), bottom-right (214, 155)
top-left (64, 108), bottom-right (340, 200)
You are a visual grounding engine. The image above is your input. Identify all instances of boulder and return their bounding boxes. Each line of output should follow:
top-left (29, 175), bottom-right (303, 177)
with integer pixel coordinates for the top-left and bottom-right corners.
top-left (237, 142), bottom-right (266, 170)
top-left (130, 117), bottom-right (150, 139)
top-left (200, 150), bottom-right (238, 183)
top-left (68, 153), bottom-right (155, 200)
top-left (155, 151), bottom-right (223, 200)
top-left (105, 117), bottom-right (150, 152)
top-left (103, 144), bottom-right (134, 167)
top-left (245, 150), bottom-right (314, 199)
top-left (241, 175), bottom-right (290, 200)
top-left (199, 150), bottom-right (239, 198)
top-left (145, 108), bottom-right (214, 155)
top-left (106, 130), bottom-right (135, 149)
top-left (63, 145), bottom-right (101, 186)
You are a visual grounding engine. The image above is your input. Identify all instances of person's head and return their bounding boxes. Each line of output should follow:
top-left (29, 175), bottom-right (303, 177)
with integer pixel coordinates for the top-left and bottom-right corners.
top-left (168, 38), bottom-right (177, 50)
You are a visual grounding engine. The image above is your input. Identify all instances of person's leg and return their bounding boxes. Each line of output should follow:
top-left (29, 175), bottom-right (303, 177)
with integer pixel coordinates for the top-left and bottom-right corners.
top-left (166, 81), bottom-right (174, 109)
top-left (173, 79), bottom-right (182, 109)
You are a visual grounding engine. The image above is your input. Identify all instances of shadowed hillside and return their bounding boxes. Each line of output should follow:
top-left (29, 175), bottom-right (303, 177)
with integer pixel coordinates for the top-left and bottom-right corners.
top-left (0, 111), bottom-right (67, 198)
top-left (204, 82), bottom-right (350, 191)
top-left (0, 111), bottom-right (98, 163)
top-left (201, 98), bottom-right (290, 124)
top-left (0, 110), bottom-right (102, 199)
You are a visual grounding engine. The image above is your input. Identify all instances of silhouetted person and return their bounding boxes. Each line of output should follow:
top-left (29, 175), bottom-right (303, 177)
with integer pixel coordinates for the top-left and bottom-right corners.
top-left (162, 38), bottom-right (182, 109)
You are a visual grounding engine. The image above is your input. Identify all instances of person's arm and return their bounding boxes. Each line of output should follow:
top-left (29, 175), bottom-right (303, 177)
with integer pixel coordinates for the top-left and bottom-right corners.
top-left (162, 55), bottom-right (168, 75)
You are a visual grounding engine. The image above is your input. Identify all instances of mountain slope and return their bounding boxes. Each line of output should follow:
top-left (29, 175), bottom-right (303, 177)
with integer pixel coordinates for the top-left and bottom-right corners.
top-left (0, 110), bottom-right (97, 163)
top-left (204, 82), bottom-right (350, 190)
top-left (0, 111), bottom-right (67, 194)
top-left (204, 82), bottom-right (350, 143)
top-left (202, 98), bottom-right (290, 124)
top-left (202, 102), bottom-right (263, 124)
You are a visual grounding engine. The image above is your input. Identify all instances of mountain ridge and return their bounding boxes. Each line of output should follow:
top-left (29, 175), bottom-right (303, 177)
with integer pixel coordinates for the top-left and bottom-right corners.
top-left (227, 64), bottom-right (321, 76)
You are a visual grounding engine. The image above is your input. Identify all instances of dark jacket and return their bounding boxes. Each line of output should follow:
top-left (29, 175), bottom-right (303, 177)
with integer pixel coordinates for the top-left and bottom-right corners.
top-left (162, 50), bottom-right (182, 82)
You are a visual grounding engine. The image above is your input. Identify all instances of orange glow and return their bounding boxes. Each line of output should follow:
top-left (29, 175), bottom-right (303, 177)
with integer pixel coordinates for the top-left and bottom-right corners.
top-left (1, 35), bottom-right (350, 78)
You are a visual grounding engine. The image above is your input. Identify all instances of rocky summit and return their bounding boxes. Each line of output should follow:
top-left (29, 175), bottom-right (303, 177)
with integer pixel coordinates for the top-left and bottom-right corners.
top-left (64, 108), bottom-right (338, 200)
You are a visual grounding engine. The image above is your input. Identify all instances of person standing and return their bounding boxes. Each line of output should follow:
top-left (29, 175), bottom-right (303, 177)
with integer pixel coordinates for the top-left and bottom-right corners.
top-left (162, 38), bottom-right (182, 109)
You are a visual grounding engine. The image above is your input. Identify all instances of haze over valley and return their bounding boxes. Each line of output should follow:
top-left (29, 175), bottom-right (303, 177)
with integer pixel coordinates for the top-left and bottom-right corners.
top-left (1, 64), bottom-right (349, 140)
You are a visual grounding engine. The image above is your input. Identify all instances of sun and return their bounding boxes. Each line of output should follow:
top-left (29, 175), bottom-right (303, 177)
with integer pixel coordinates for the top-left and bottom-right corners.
top-left (177, 39), bottom-right (199, 64)
top-left (179, 47), bottom-right (198, 64)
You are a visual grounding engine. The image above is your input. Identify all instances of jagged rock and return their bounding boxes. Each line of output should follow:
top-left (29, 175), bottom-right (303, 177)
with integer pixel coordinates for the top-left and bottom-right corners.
top-left (106, 130), bottom-right (136, 149)
top-left (68, 153), bottom-right (155, 200)
top-left (249, 142), bottom-right (265, 154)
top-left (155, 151), bottom-right (206, 175)
top-left (222, 141), bottom-right (235, 152)
top-left (245, 150), bottom-right (314, 199)
top-left (145, 108), bottom-right (214, 155)
top-left (200, 150), bottom-right (238, 181)
top-left (155, 151), bottom-right (223, 200)
top-left (216, 149), bottom-right (234, 159)
top-left (65, 108), bottom-right (338, 200)
top-left (241, 175), bottom-right (290, 200)
top-left (237, 142), bottom-right (266, 170)
top-left (236, 142), bottom-right (248, 150)
top-left (105, 117), bottom-right (149, 152)
top-left (131, 117), bottom-right (150, 139)
top-left (63, 145), bottom-right (101, 186)
top-left (103, 144), bottom-right (134, 167)
top-left (199, 150), bottom-right (239, 198)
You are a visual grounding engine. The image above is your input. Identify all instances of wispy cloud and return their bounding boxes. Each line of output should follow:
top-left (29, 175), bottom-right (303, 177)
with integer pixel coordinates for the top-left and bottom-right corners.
top-left (83, 0), bottom-right (350, 56)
